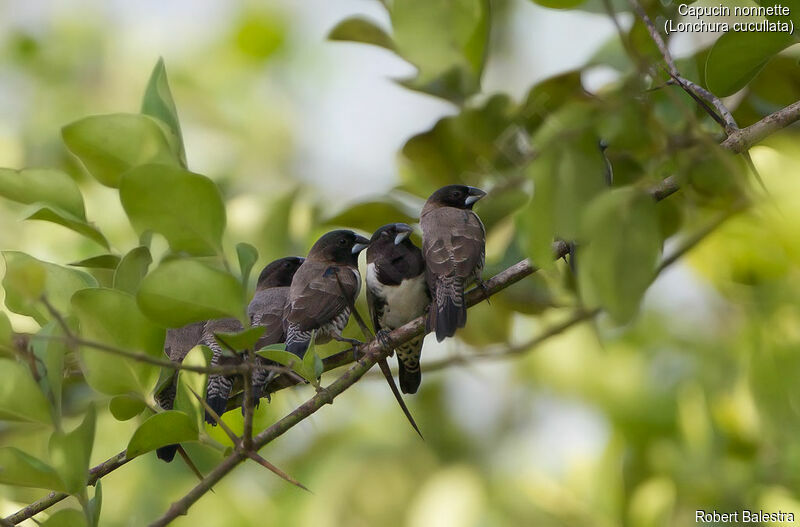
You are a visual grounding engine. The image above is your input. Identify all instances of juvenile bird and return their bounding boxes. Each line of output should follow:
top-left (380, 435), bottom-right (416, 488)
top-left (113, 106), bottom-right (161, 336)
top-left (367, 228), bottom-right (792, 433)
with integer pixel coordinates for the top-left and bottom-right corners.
top-left (420, 184), bottom-right (487, 341)
top-left (204, 256), bottom-right (305, 424)
top-left (366, 223), bottom-right (429, 394)
top-left (155, 321), bottom-right (205, 462)
top-left (283, 230), bottom-right (370, 358)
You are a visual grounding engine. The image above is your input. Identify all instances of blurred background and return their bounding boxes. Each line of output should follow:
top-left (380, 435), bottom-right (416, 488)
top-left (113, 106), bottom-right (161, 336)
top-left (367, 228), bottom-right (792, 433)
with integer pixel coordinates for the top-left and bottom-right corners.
top-left (2, 0), bottom-right (800, 526)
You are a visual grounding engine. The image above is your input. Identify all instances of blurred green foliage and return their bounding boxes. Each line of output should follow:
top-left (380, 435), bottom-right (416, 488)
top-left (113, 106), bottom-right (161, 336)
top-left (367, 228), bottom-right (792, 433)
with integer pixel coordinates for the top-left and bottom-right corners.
top-left (0, 1), bottom-right (799, 526)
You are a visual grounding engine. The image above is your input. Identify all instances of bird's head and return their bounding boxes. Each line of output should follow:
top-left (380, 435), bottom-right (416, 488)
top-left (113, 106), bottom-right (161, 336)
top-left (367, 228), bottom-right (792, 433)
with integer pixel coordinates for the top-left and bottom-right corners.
top-left (426, 184), bottom-right (486, 210)
top-left (369, 223), bottom-right (414, 247)
top-left (256, 256), bottom-right (305, 289)
top-left (308, 230), bottom-right (370, 265)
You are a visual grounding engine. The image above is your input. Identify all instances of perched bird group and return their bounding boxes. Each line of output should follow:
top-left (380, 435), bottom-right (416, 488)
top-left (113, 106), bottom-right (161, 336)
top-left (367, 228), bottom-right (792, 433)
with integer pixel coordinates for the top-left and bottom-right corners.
top-left (155, 184), bottom-right (487, 461)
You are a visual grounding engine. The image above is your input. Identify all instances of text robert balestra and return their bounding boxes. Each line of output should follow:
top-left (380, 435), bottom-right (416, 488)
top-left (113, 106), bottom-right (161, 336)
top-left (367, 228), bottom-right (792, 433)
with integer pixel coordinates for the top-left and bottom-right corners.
top-left (696, 510), bottom-right (796, 523)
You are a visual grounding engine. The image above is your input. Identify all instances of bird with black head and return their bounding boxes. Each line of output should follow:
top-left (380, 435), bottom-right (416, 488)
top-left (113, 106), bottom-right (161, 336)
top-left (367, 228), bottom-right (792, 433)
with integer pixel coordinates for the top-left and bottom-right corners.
top-left (283, 230), bottom-right (370, 358)
top-left (420, 184), bottom-right (487, 341)
top-left (366, 223), bottom-right (429, 394)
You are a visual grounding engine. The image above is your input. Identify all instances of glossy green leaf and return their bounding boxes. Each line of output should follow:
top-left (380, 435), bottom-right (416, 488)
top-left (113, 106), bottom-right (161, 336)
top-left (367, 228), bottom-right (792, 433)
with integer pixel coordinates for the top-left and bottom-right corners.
top-left (2, 251), bottom-right (97, 324)
top-left (62, 113), bottom-right (180, 187)
top-left (109, 395), bottom-right (146, 421)
top-left (32, 322), bottom-right (68, 417)
top-left (390, 0), bottom-right (489, 102)
top-left (0, 358), bottom-right (52, 424)
top-left (24, 205), bottom-right (109, 249)
top-left (49, 405), bottom-right (96, 494)
top-left (41, 508), bottom-right (87, 527)
top-left (0, 447), bottom-right (63, 490)
top-left (71, 288), bottom-right (165, 396)
top-left (328, 17), bottom-right (395, 50)
top-left (126, 410), bottom-right (198, 458)
top-left (578, 188), bottom-right (662, 323)
top-left (705, 30), bottom-right (794, 97)
top-left (236, 242), bottom-right (259, 289)
top-left (141, 58), bottom-right (186, 167)
top-left (0, 168), bottom-right (85, 218)
top-left (113, 246), bottom-right (152, 294)
top-left (119, 164), bottom-right (226, 256)
top-left (137, 259), bottom-right (246, 327)
top-left (214, 326), bottom-right (264, 352)
top-left (69, 254), bottom-right (121, 270)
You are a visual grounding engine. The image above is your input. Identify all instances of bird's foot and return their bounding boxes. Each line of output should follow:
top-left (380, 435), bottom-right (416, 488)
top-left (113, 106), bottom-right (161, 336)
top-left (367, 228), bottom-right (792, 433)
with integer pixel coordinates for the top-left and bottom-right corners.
top-left (375, 329), bottom-right (396, 354)
top-left (476, 277), bottom-right (491, 305)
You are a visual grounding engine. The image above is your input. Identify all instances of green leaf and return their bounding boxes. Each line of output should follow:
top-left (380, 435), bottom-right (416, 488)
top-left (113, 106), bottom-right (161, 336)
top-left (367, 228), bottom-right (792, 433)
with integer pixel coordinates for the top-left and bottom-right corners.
top-left (49, 405), bottom-right (96, 494)
top-left (126, 410), bottom-right (198, 458)
top-left (258, 344), bottom-right (317, 384)
top-left (2, 251), bottom-right (97, 324)
top-left (302, 335), bottom-right (323, 386)
top-left (173, 346), bottom-right (208, 430)
top-left (0, 358), bottom-right (52, 423)
top-left (0, 311), bottom-right (13, 356)
top-left (705, 30), bottom-right (794, 97)
top-left (41, 508), bottom-right (87, 527)
top-left (328, 17), bottom-right (395, 50)
top-left (0, 447), bottom-right (63, 490)
top-left (24, 205), bottom-right (109, 249)
top-left (137, 259), bottom-right (246, 327)
top-left (0, 168), bottom-right (85, 218)
top-left (113, 246), bottom-right (152, 294)
top-left (62, 113), bottom-right (180, 188)
top-left (519, 149), bottom-right (558, 268)
top-left (32, 323), bottom-right (68, 418)
top-left (71, 288), bottom-right (165, 396)
top-left (88, 481), bottom-right (102, 527)
top-left (401, 94), bottom-right (518, 195)
top-left (389, 0), bottom-right (489, 102)
top-left (214, 326), bottom-right (265, 353)
top-left (236, 242), bottom-right (259, 289)
top-left (141, 58), bottom-right (186, 167)
top-left (578, 188), bottom-right (662, 323)
top-left (109, 395), bottom-right (146, 421)
top-left (119, 164), bottom-right (226, 256)
top-left (69, 255), bottom-right (121, 270)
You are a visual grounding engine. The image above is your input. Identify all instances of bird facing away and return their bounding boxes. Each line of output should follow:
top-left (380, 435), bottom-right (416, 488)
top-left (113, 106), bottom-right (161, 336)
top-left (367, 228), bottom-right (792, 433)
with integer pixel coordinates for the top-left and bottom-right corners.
top-left (155, 321), bottom-right (205, 462)
top-left (366, 223), bottom-right (430, 394)
top-left (420, 185), bottom-right (487, 342)
top-left (283, 230), bottom-right (370, 358)
top-left (204, 256), bottom-right (305, 425)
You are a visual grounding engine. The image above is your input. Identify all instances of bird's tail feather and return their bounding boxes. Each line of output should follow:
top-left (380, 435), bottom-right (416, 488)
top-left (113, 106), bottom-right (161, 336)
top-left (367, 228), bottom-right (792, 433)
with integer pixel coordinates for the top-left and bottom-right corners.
top-left (156, 444), bottom-right (179, 462)
top-left (285, 323), bottom-right (310, 358)
top-left (430, 276), bottom-right (466, 342)
top-left (396, 336), bottom-right (423, 394)
top-left (205, 373), bottom-right (233, 425)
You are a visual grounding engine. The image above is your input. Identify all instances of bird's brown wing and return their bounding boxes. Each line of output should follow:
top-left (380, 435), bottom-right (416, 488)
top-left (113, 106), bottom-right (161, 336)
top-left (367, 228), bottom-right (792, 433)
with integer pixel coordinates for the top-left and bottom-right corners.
top-left (248, 287), bottom-right (289, 346)
top-left (285, 261), bottom-right (360, 332)
top-left (422, 207), bottom-right (485, 280)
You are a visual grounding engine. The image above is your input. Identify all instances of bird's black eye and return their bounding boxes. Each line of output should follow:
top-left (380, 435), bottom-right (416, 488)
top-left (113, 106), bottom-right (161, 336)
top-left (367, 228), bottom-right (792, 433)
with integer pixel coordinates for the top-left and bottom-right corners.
top-left (338, 238), bottom-right (348, 246)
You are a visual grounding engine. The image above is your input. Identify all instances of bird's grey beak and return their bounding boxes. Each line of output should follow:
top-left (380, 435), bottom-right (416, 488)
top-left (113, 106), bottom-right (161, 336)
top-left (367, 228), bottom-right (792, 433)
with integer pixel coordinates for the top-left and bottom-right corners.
top-left (352, 236), bottom-right (370, 254)
top-left (394, 231), bottom-right (411, 245)
top-left (393, 223), bottom-right (413, 245)
top-left (464, 187), bottom-right (487, 206)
